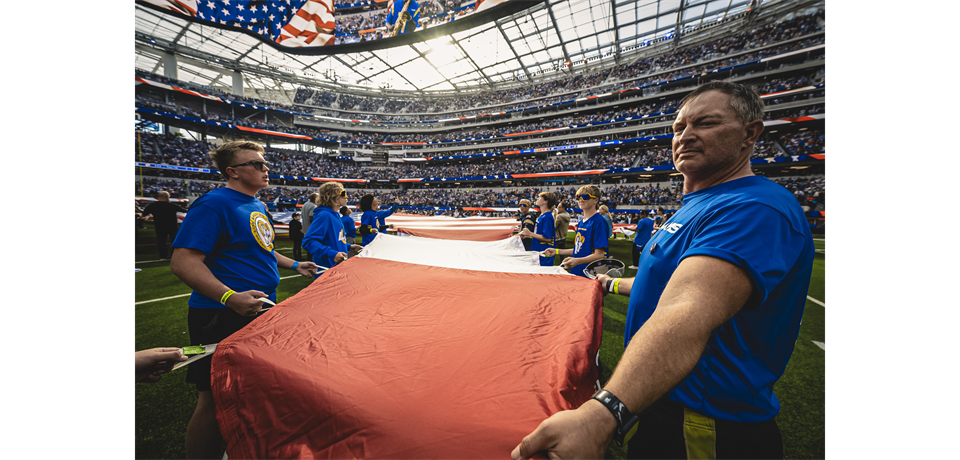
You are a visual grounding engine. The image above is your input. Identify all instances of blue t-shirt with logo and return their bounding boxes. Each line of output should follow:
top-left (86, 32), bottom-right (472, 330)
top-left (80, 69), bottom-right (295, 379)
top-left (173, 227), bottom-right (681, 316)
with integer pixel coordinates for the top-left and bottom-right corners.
top-left (172, 188), bottom-right (280, 308)
top-left (624, 176), bottom-right (814, 422)
top-left (571, 213), bottom-right (609, 277)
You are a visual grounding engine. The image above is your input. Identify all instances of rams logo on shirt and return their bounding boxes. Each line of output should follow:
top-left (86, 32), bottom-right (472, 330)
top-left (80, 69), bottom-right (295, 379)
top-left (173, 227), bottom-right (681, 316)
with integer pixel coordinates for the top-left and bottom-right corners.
top-left (339, 228), bottom-right (346, 244)
top-left (574, 229), bottom-right (586, 254)
top-left (250, 212), bottom-right (275, 252)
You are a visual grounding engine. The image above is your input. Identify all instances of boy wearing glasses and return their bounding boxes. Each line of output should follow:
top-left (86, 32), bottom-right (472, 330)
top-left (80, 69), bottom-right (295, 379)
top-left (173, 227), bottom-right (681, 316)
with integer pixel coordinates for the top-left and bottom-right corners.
top-left (170, 140), bottom-right (318, 459)
top-left (542, 185), bottom-right (608, 277)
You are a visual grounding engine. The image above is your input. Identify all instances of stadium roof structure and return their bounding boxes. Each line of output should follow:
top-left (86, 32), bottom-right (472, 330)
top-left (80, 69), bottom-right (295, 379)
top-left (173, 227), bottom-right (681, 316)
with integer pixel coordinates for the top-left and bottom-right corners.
top-left (134, 0), bottom-right (821, 99)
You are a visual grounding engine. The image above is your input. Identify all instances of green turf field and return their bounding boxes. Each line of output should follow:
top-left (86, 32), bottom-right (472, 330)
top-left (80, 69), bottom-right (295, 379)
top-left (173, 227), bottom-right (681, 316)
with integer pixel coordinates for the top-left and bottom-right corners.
top-left (135, 226), bottom-right (825, 459)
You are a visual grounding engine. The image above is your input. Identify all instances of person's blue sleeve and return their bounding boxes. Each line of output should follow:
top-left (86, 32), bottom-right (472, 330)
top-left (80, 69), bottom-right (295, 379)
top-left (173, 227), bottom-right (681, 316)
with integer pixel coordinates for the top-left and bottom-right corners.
top-left (171, 202), bottom-right (221, 255)
top-left (681, 203), bottom-right (809, 309)
top-left (302, 215), bottom-right (340, 261)
top-left (376, 207), bottom-right (393, 229)
top-left (592, 217), bottom-right (609, 254)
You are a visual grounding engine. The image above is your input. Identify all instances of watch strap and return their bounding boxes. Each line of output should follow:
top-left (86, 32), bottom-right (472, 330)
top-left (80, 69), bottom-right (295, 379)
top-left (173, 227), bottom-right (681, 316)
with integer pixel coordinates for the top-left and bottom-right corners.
top-left (592, 389), bottom-right (639, 446)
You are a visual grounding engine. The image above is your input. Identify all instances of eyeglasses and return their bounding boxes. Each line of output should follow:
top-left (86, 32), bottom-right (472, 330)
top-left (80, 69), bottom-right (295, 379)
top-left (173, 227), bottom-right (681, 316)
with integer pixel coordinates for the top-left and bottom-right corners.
top-left (576, 194), bottom-right (598, 201)
top-left (229, 160), bottom-right (270, 171)
top-left (339, 190), bottom-right (347, 197)
top-left (519, 204), bottom-right (528, 208)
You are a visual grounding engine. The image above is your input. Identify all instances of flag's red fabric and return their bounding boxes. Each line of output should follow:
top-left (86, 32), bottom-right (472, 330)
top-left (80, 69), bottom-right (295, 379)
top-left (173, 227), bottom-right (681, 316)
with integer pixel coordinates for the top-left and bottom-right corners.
top-left (395, 226), bottom-right (515, 241)
top-left (386, 215), bottom-right (519, 241)
top-left (212, 257), bottom-right (603, 459)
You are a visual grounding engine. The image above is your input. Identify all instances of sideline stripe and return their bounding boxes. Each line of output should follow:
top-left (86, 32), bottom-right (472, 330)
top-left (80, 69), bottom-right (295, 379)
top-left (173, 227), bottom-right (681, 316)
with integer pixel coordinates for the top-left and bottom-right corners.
top-left (135, 274), bottom-right (305, 305)
top-left (812, 340), bottom-right (825, 350)
top-left (813, 238), bottom-right (825, 241)
top-left (807, 295), bottom-right (825, 307)
top-left (136, 259), bottom-right (168, 264)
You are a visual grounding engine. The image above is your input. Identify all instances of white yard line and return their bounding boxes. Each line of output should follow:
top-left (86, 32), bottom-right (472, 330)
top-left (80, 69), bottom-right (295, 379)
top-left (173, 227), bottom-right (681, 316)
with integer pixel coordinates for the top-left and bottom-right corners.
top-left (813, 238), bottom-right (825, 241)
top-left (807, 295), bottom-right (825, 307)
top-left (812, 340), bottom-right (825, 350)
top-left (136, 259), bottom-right (168, 264)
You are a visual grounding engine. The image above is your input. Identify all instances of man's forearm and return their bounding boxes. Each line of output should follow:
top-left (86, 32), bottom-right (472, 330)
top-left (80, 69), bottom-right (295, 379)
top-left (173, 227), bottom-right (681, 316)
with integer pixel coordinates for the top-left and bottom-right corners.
top-left (603, 276), bottom-right (635, 296)
top-left (603, 304), bottom-right (714, 416)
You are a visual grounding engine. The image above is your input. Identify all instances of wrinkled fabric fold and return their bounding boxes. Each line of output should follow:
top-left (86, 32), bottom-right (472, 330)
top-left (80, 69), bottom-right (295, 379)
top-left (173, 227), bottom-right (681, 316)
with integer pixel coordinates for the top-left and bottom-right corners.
top-left (212, 256), bottom-right (603, 459)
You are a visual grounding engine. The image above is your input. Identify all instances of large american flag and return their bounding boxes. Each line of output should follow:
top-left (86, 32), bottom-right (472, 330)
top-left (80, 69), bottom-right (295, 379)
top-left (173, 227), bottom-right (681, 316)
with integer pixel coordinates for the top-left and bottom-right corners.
top-left (139, 0), bottom-right (335, 47)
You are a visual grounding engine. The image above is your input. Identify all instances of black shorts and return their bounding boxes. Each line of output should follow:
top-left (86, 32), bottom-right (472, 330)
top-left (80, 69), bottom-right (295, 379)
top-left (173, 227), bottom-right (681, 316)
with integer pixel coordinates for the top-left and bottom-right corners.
top-left (186, 307), bottom-right (257, 392)
top-left (627, 397), bottom-right (783, 459)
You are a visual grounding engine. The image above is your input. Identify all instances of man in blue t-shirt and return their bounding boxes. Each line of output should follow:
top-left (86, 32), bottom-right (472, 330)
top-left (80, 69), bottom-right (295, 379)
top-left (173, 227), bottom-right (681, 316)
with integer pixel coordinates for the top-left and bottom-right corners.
top-left (542, 185), bottom-right (608, 277)
top-left (513, 82), bottom-right (814, 460)
top-left (626, 210), bottom-right (654, 269)
top-left (170, 141), bottom-right (318, 459)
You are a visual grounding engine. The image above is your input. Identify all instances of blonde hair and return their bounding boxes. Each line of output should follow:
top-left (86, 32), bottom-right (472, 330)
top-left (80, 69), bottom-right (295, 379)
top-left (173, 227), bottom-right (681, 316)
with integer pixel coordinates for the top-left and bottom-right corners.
top-left (576, 185), bottom-right (601, 211)
top-left (316, 182), bottom-right (344, 208)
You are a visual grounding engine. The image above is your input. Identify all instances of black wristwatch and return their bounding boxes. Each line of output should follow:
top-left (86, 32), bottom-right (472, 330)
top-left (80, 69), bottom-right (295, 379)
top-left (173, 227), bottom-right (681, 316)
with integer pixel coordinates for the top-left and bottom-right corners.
top-left (592, 389), bottom-right (639, 446)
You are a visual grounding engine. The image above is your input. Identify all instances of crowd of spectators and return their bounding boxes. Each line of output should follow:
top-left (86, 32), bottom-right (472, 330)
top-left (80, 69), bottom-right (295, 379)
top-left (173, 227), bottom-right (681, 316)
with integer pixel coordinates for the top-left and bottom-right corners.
top-left (136, 8), bottom-right (826, 224)
top-left (770, 176), bottom-right (825, 207)
top-left (139, 126), bottom-right (826, 181)
top-left (136, 172), bottom-right (734, 217)
top-left (142, 64), bottom-right (821, 151)
top-left (140, 37), bottom-right (823, 148)
top-left (136, 174), bottom-right (685, 213)
top-left (137, 11), bottom-right (823, 129)
top-left (291, 12), bottom-right (823, 119)
top-left (779, 129), bottom-right (825, 155)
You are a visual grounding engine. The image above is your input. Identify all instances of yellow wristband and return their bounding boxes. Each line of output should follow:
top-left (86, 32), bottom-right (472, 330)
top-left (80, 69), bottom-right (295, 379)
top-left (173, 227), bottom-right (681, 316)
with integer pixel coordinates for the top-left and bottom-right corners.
top-left (613, 278), bottom-right (622, 295)
top-left (220, 289), bottom-right (236, 305)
